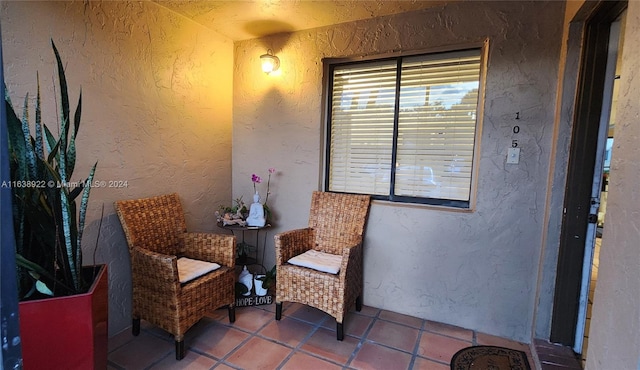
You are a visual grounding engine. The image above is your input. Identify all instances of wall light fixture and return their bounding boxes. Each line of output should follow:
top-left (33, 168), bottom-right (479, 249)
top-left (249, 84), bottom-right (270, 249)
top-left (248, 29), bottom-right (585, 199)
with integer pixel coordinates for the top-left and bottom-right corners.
top-left (260, 49), bottom-right (280, 74)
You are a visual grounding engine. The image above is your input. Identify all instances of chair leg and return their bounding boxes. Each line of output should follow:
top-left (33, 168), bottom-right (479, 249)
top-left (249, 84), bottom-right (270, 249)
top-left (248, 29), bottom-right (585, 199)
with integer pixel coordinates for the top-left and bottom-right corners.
top-left (132, 318), bottom-right (140, 336)
top-left (228, 304), bottom-right (236, 323)
top-left (337, 322), bottom-right (344, 341)
top-left (356, 296), bottom-right (363, 311)
top-left (175, 339), bottom-right (185, 360)
top-left (275, 302), bottom-right (283, 320)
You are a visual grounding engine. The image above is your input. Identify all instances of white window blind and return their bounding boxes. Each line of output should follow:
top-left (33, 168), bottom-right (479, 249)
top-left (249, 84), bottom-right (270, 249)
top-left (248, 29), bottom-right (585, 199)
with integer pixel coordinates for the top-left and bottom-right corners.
top-left (327, 49), bottom-right (482, 207)
top-left (329, 61), bottom-right (396, 195)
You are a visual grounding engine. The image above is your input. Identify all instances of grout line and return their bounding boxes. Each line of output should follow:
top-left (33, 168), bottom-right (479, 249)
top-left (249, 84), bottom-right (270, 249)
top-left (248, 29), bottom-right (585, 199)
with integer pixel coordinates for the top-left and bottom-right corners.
top-left (344, 306), bottom-right (381, 367)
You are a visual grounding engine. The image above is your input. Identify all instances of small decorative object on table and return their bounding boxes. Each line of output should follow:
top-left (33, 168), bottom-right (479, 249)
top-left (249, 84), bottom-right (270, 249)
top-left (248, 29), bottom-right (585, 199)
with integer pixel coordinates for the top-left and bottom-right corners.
top-left (246, 192), bottom-right (266, 227)
top-left (216, 197), bottom-right (248, 226)
top-left (216, 167), bottom-right (278, 226)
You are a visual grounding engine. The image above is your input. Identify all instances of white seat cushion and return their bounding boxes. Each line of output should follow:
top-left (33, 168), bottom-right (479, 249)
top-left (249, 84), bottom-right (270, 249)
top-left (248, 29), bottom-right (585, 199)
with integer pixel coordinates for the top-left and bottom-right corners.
top-left (287, 249), bottom-right (342, 274)
top-left (177, 257), bottom-right (221, 283)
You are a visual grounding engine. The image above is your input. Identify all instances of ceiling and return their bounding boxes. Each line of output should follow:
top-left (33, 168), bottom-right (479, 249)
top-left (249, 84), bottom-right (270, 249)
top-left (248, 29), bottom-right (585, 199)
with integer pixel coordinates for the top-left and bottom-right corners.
top-left (152, 0), bottom-right (450, 41)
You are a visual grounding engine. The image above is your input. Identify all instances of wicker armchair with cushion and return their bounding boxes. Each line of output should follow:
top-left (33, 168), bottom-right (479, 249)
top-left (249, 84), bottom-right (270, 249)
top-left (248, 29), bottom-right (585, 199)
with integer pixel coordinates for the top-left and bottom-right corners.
top-left (115, 193), bottom-right (236, 360)
top-left (274, 191), bottom-right (371, 340)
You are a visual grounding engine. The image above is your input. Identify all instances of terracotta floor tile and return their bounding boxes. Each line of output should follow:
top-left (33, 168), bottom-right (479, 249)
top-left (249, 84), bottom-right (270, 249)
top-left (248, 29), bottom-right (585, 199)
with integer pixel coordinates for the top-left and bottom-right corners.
top-left (149, 351), bottom-right (218, 369)
top-left (379, 310), bottom-right (424, 329)
top-left (257, 302), bottom-right (277, 313)
top-left (354, 305), bottom-right (381, 317)
top-left (231, 306), bottom-right (274, 332)
top-left (204, 307), bottom-right (231, 322)
top-left (418, 331), bottom-right (471, 363)
top-left (108, 327), bottom-right (135, 352)
top-left (321, 311), bottom-right (374, 338)
top-left (138, 320), bottom-right (180, 341)
top-left (225, 336), bottom-right (292, 370)
top-left (424, 320), bottom-right (473, 342)
top-left (301, 327), bottom-right (360, 365)
top-left (259, 316), bottom-right (315, 347)
top-left (284, 303), bottom-right (330, 325)
top-left (281, 351), bottom-right (343, 370)
top-left (189, 324), bottom-right (250, 359)
top-left (109, 331), bottom-right (173, 369)
top-left (109, 306), bottom-right (565, 370)
top-left (412, 356), bottom-right (451, 370)
top-left (366, 320), bottom-right (420, 352)
top-left (213, 363), bottom-right (236, 370)
top-left (350, 342), bottom-right (412, 370)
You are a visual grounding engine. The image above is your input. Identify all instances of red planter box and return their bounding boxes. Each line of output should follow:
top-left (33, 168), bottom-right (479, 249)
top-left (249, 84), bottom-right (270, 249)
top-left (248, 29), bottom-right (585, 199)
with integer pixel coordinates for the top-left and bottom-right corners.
top-left (18, 265), bottom-right (108, 370)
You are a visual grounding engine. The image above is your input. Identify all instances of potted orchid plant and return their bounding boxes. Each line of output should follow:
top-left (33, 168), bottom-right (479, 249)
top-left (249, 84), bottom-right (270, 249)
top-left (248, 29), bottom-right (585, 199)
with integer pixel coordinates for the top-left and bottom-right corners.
top-left (251, 167), bottom-right (276, 221)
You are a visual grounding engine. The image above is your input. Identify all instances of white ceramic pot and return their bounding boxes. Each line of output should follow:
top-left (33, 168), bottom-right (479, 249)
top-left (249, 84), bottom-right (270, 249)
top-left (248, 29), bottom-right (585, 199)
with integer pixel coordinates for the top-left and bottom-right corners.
top-left (253, 275), bottom-right (268, 296)
top-left (238, 266), bottom-right (253, 296)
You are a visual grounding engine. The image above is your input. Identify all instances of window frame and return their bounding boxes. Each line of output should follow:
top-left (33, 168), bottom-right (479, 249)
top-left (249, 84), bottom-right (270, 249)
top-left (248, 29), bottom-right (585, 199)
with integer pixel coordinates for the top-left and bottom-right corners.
top-left (321, 43), bottom-right (488, 209)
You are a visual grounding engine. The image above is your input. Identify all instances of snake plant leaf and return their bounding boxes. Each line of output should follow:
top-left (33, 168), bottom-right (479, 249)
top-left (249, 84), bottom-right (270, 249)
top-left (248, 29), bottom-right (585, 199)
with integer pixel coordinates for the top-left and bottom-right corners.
top-left (24, 282), bottom-right (37, 299)
top-left (35, 280), bottom-right (54, 296)
top-left (34, 72), bottom-right (45, 161)
top-left (60, 188), bottom-right (78, 290)
top-left (76, 162), bottom-right (97, 278)
top-left (5, 96), bottom-right (26, 164)
top-left (21, 94), bottom-right (38, 179)
top-left (43, 125), bottom-right (61, 165)
top-left (69, 181), bottom-right (83, 201)
top-left (59, 116), bottom-right (68, 183)
top-left (17, 254), bottom-right (74, 296)
top-left (43, 123), bottom-right (57, 156)
top-left (73, 90), bottom-right (82, 138)
top-left (65, 91), bottom-right (81, 180)
top-left (5, 98), bottom-right (27, 253)
top-left (51, 40), bottom-right (70, 142)
top-left (66, 132), bottom-right (76, 180)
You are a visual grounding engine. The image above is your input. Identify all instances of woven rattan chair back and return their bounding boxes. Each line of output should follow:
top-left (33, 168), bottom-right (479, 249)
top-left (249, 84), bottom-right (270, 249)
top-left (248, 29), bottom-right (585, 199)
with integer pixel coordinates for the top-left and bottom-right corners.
top-left (115, 193), bottom-right (187, 256)
top-left (307, 191), bottom-right (371, 254)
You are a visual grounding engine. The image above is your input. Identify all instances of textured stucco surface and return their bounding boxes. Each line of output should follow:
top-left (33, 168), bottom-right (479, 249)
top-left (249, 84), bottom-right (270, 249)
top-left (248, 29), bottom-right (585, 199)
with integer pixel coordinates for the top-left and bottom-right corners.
top-left (233, 1), bottom-right (565, 342)
top-left (1, 1), bottom-right (233, 336)
top-left (586, 2), bottom-right (640, 368)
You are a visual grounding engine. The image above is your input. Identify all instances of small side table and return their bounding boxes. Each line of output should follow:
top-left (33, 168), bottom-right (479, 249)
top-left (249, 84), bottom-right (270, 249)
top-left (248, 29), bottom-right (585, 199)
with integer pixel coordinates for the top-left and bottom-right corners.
top-left (216, 222), bottom-right (271, 272)
top-left (216, 222), bottom-right (274, 307)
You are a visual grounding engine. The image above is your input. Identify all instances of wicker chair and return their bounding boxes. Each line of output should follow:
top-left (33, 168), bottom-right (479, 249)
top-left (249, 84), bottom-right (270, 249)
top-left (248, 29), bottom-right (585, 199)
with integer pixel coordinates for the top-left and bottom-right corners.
top-left (114, 193), bottom-right (236, 360)
top-left (274, 191), bottom-right (371, 340)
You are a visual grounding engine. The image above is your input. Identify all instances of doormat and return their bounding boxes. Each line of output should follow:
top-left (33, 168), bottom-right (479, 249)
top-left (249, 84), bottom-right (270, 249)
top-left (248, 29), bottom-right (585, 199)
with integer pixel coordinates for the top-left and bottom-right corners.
top-left (450, 345), bottom-right (531, 370)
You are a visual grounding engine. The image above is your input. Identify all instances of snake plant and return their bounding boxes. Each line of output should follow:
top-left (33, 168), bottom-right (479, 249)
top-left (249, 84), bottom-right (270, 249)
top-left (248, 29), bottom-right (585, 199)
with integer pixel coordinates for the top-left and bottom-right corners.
top-left (5, 40), bottom-right (97, 299)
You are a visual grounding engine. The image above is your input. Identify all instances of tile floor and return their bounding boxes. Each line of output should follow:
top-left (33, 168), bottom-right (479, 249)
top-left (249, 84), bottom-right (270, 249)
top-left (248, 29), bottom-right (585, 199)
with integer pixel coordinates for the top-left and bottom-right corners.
top-left (581, 236), bottom-right (601, 366)
top-left (108, 302), bottom-right (537, 370)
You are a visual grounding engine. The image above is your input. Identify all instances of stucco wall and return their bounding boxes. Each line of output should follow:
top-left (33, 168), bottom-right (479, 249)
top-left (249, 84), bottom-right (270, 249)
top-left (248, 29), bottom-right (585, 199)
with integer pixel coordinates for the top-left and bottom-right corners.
top-left (586, 1), bottom-right (640, 368)
top-left (1, 1), bottom-right (233, 336)
top-left (233, 1), bottom-right (565, 342)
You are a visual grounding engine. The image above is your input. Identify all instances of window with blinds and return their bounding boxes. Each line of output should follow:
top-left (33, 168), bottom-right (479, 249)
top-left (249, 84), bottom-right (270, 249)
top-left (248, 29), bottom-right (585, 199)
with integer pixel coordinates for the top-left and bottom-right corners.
top-left (326, 49), bottom-right (483, 208)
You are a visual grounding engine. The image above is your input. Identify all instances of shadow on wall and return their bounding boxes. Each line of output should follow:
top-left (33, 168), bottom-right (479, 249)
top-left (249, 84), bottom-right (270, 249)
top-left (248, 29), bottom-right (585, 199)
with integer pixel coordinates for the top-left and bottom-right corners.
top-left (83, 212), bottom-right (132, 337)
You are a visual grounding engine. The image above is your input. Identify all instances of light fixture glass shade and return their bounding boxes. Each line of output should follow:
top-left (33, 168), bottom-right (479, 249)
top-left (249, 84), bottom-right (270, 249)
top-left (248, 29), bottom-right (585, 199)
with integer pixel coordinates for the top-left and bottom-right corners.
top-left (260, 50), bottom-right (280, 73)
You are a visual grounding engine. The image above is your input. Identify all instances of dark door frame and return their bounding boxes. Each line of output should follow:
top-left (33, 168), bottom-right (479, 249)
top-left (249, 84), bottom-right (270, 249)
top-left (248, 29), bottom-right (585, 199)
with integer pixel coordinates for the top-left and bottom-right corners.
top-left (550, 0), bottom-right (627, 346)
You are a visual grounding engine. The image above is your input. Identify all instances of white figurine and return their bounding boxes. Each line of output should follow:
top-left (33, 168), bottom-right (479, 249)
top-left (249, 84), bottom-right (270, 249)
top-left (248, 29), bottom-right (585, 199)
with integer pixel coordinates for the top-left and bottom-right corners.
top-left (246, 192), bottom-right (266, 227)
top-left (238, 266), bottom-right (252, 296)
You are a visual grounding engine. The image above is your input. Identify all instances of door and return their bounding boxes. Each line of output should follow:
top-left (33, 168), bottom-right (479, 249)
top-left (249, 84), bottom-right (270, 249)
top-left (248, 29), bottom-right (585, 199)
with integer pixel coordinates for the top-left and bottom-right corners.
top-left (550, 0), bottom-right (627, 348)
top-left (574, 16), bottom-right (623, 353)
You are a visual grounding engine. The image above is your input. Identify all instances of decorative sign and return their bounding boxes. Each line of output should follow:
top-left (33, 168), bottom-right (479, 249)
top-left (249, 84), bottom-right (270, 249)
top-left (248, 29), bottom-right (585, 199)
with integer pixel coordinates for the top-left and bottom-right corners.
top-left (235, 294), bottom-right (273, 307)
